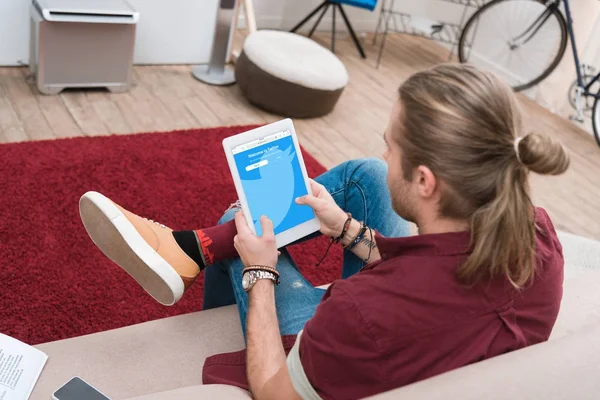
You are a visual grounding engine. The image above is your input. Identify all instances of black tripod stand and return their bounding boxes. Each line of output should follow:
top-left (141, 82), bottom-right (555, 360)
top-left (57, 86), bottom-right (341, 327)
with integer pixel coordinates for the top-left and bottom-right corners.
top-left (290, 0), bottom-right (367, 59)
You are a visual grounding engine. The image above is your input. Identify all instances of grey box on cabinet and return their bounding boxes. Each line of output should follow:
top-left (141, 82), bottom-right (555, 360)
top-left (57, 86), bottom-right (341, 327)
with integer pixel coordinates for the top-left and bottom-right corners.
top-left (29, 0), bottom-right (139, 95)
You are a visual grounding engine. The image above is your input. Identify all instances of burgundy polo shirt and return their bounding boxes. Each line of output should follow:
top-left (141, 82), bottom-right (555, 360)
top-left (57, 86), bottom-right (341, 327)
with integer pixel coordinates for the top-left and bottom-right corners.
top-left (203, 208), bottom-right (564, 399)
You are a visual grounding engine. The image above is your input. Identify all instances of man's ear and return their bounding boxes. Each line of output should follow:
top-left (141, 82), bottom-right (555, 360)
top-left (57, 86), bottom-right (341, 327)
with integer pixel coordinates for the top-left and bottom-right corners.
top-left (415, 165), bottom-right (437, 199)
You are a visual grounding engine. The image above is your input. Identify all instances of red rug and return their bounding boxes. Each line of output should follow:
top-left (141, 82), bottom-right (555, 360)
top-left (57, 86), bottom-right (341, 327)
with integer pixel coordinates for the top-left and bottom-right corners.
top-left (0, 126), bottom-right (342, 345)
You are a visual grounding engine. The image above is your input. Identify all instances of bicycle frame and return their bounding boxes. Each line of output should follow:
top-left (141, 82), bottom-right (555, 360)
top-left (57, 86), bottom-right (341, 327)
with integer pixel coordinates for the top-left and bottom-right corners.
top-left (513, 0), bottom-right (600, 98)
top-left (562, 0), bottom-right (600, 96)
top-left (510, 0), bottom-right (560, 47)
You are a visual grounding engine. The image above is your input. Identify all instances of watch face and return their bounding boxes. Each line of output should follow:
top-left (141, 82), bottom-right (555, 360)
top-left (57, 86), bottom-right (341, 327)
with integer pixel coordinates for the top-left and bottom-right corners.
top-left (242, 272), bottom-right (251, 290)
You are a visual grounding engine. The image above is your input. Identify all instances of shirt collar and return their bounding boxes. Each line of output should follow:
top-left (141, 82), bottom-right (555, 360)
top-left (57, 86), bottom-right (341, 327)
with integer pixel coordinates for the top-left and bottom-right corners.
top-left (376, 230), bottom-right (471, 260)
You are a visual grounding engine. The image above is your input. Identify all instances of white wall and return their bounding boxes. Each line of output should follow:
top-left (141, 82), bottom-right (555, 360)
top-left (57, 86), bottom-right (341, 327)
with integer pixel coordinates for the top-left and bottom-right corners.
top-left (0, 0), bottom-right (462, 66)
top-left (129, 0), bottom-right (219, 64)
top-left (255, 0), bottom-right (466, 32)
top-left (0, 0), bottom-right (31, 66)
top-left (0, 0), bottom-right (385, 66)
top-left (0, 0), bottom-right (220, 66)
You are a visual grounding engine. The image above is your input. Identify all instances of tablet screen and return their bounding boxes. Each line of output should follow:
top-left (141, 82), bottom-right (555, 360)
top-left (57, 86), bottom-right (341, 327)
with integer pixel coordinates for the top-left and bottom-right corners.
top-left (232, 129), bottom-right (315, 236)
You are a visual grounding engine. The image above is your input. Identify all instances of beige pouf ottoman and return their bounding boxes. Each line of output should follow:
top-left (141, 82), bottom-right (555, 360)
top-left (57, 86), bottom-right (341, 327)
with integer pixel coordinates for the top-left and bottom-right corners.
top-left (236, 30), bottom-right (348, 118)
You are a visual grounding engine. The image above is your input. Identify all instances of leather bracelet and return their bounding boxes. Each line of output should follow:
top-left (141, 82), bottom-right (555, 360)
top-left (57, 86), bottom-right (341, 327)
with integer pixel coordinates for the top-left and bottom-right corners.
top-left (343, 221), bottom-right (367, 250)
top-left (364, 227), bottom-right (374, 262)
top-left (315, 212), bottom-right (352, 268)
top-left (335, 213), bottom-right (352, 243)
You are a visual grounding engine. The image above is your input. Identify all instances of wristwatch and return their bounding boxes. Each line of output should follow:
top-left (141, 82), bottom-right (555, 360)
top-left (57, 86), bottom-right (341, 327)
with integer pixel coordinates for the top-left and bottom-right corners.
top-left (242, 269), bottom-right (279, 292)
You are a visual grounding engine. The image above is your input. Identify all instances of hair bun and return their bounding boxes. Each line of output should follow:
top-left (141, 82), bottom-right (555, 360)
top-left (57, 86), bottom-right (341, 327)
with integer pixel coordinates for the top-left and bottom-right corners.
top-left (517, 132), bottom-right (569, 175)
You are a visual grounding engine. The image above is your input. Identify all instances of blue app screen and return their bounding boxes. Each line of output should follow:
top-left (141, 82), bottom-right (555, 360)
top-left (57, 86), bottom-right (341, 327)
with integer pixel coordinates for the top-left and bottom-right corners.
top-left (233, 130), bottom-right (315, 236)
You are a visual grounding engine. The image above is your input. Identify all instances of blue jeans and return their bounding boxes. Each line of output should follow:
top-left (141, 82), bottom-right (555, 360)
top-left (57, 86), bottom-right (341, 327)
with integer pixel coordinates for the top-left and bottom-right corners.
top-left (203, 158), bottom-right (410, 337)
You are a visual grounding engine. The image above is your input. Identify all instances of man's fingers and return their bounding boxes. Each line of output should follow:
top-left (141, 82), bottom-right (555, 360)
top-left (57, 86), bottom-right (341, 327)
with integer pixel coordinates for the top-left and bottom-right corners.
top-left (260, 215), bottom-right (275, 239)
top-left (234, 210), bottom-right (251, 235)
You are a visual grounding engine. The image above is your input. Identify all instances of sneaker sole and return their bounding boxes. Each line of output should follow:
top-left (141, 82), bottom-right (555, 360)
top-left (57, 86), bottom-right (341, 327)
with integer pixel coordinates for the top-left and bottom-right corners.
top-left (79, 191), bottom-right (185, 306)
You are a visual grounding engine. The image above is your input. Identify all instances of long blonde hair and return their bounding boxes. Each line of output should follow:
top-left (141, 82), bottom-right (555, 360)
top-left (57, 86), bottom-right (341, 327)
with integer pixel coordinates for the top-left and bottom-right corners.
top-left (397, 64), bottom-right (569, 288)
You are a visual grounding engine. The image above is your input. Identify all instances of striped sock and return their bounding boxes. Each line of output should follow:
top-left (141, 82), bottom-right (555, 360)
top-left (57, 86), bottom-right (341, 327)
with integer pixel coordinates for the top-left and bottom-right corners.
top-left (172, 219), bottom-right (238, 268)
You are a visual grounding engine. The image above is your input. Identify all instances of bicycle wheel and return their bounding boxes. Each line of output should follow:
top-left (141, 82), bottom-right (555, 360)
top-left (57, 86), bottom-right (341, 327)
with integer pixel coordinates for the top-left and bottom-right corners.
top-left (592, 95), bottom-right (600, 147)
top-left (458, 0), bottom-right (568, 92)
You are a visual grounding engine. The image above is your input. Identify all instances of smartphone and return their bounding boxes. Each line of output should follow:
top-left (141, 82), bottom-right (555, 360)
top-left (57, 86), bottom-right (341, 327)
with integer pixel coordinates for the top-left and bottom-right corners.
top-left (52, 377), bottom-right (110, 400)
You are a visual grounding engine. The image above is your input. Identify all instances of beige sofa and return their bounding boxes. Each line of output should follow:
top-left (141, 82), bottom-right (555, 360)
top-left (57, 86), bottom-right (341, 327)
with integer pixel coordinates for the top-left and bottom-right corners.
top-left (31, 231), bottom-right (600, 400)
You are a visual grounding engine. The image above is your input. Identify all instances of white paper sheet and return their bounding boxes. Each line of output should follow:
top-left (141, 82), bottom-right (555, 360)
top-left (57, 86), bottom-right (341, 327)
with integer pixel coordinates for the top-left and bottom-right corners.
top-left (0, 334), bottom-right (48, 400)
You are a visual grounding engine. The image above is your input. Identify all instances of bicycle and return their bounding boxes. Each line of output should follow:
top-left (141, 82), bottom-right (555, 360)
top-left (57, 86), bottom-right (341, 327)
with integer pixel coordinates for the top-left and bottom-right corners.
top-left (457, 0), bottom-right (600, 147)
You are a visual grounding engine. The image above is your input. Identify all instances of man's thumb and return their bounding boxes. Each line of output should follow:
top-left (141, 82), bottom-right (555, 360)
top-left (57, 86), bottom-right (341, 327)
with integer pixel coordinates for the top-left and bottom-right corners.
top-left (260, 215), bottom-right (274, 236)
top-left (296, 194), bottom-right (319, 208)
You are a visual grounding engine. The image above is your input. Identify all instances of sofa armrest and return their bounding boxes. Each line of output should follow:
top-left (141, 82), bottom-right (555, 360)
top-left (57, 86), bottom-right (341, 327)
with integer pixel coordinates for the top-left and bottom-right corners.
top-left (32, 305), bottom-right (244, 400)
top-left (124, 384), bottom-right (251, 399)
top-left (368, 323), bottom-right (600, 400)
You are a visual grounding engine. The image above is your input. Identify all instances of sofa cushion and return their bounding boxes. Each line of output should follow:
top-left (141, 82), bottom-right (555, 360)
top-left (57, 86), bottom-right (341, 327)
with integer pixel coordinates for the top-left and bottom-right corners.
top-left (557, 231), bottom-right (600, 279)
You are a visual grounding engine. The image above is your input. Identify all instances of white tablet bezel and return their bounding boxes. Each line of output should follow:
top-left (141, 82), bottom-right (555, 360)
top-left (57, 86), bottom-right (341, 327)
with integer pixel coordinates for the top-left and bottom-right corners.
top-left (222, 119), bottom-right (321, 248)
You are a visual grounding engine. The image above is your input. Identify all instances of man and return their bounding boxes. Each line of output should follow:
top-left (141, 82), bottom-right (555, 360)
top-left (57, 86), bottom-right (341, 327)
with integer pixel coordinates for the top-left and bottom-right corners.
top-left (80, 64), bottom-right (569, 399)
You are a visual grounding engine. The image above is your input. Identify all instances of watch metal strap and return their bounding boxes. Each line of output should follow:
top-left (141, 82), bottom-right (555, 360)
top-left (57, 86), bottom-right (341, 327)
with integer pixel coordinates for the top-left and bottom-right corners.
top-left (255, 269), bottom-right (277, 283)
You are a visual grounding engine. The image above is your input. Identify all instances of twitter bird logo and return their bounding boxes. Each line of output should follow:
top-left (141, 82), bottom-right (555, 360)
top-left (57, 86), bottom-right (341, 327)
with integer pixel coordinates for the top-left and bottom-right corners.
top-left (241, 145), bottom-right (296, 235)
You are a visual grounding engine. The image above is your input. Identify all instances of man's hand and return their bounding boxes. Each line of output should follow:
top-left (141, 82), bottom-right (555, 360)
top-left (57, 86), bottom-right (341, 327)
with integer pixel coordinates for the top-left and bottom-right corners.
top-left (233, 211), bottom-right (279, 268)
top-left (296, 179), bottom-right (348, 238)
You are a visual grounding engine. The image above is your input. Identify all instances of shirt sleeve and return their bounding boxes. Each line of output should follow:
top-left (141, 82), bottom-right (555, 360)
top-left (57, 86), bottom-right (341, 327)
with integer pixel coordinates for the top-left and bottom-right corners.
top-left (286, 330), bottom-right (321, 400)
top-left (295, 284), bottom-right (385, 400)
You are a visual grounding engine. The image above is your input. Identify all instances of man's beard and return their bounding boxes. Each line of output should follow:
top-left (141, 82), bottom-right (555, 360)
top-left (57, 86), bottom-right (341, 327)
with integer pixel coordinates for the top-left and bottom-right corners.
top-left (390, 180), bottom-right (416, 224)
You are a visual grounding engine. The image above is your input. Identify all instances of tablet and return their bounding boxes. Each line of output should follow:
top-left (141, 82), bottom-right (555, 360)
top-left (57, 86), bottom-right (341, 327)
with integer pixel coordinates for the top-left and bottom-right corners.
top-left (222, 119), bottom-right (321, 248)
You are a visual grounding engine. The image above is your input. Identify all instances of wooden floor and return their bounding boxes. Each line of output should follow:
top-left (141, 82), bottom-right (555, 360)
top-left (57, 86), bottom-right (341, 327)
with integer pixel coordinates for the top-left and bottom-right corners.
top-left (1, 33), bottom-right (599, 240)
